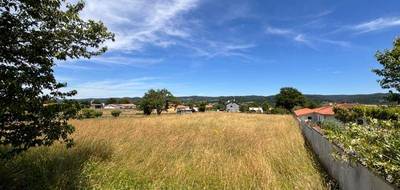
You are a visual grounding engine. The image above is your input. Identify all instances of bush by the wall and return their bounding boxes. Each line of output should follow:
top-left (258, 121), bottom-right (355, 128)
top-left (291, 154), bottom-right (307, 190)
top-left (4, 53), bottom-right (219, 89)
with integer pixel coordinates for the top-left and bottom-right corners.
top-left (111, 110), bottom-right (122, 117)
top-left (322, 107), bottom-right (400, 187)
top-left (334, 106), bottom-right (400, 123)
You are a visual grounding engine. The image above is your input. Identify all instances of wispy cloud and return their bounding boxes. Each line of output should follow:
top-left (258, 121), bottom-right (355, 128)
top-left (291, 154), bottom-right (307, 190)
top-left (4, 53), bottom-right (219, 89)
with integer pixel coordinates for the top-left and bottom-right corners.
top-left (265, 26), bottom-right (314, 47)
top-left (55, 62), bottom-right (92, 70)
top-left (352, 17), bottom-right (400, 33)
top-left (265, 26), bottom-right (351, 49)
top-left (90, 56), bottom-right (163, 66)
top-left (66, 77), bottom-right (169, 98)
top-left (79, 0), bottom-right (199, 51)
top-left (58, 55), bottom-right (163, 69)
top-left (182, 40), bottom-right (256, 59)
top-left (265, 27), bottom-right (294, 35)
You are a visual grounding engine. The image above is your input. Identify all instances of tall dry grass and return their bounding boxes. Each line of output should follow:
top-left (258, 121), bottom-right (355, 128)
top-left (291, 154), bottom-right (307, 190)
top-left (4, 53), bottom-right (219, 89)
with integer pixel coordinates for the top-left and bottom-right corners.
top-left (0, 113), bottom-right (328, 189)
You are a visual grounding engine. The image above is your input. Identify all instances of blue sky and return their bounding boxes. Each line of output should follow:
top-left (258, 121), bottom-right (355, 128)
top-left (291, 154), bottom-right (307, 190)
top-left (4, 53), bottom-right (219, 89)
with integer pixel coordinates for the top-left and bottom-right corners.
top-left (55, 0), bottom-right (400, 98)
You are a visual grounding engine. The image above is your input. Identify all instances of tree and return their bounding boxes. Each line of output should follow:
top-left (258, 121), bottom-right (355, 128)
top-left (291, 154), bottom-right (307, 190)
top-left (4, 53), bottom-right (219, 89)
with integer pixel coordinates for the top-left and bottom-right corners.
top-left (373, 37), bottom-right (400, 104)
top-left (106, 98), bottom-right (118, 104)
top-left (239, 103), bottom-right (249, 112)
top-left (139, 89), bottom-right (174, 115)
top-left (198, 102), bottom-right (206, 112)
top-left (275, 87), bottom-right (306, 111)
top-left (215, 103), bottom-right (225, 111)
top-left (92, 99), bottom-right (102, 104)
top-left (304, 99), bottom-right (319, 109)
top-left (0, 0), bottom-right (114, 156)
top-left (118, 98), bottom-right (131, 104)
top-left (261, 101), bottom-right (270, 113)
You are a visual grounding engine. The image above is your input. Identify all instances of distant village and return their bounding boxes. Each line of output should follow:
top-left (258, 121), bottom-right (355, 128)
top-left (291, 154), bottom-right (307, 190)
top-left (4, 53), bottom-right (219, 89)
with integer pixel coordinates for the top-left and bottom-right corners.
top-left (89, 100), bottom-right (256, 114)
top-left (88, 98), bottom-right (361, 123)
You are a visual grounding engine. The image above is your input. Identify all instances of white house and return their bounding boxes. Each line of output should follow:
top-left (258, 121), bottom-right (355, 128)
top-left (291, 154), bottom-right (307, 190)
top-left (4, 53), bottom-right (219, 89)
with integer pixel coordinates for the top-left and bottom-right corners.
top-left (226, 103), bottom-right (240, 112)
top-left (249, 107), bottom-right (263, 113)
top-left (176, 105), bottom-right (192, 114)
top-left (104, 104), bottom-right (136, 109)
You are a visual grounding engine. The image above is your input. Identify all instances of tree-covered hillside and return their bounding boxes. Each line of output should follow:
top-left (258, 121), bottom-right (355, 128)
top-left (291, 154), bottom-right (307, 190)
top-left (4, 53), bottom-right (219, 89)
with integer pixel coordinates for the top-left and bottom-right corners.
top-left (76, 93), bottom-right (390, 105)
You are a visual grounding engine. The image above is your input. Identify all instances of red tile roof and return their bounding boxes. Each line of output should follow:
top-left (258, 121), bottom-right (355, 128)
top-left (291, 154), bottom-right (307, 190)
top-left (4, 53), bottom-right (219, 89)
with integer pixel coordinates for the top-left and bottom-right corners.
top-left (294, 108), bottom-right (313, 116)
top-left (294, 106), bottom-right (334, 116)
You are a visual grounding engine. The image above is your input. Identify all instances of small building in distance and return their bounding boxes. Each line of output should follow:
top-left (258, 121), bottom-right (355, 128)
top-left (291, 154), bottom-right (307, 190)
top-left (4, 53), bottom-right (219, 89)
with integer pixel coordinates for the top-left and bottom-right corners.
top-left (104, 104), bottom-right (136, 109)
top-left (226, 102), bottom-right (240, 112)
top-left (205, 103), bottom-right (214, 111)
top-left (176, 105), bottom-right (192, 114)
top-left (249, 107), bottom-right (263, 113)
top-left (90, 101), bottom-right (104, 109)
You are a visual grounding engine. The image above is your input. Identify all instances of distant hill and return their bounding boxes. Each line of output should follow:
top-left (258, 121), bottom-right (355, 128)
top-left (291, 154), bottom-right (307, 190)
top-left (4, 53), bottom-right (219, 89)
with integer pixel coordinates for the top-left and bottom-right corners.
top-left (76, 93), bottom-right (390, 105)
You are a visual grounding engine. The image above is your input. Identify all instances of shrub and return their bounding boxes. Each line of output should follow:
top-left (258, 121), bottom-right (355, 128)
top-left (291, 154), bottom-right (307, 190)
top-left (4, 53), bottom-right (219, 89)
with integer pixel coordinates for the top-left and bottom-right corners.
top-left (198, 102), bottom-right (206, 112)
top-left (323, 106), bottom-right (400, 187)
top-left (334, 106), bottom-right (400, 123)
top-left (270, 107), bottom-right (290, 114)
top-left (322, 118), bottom-right (400, 187)
top-left (111, 110), bottom-right (122, 117)
top-left (94, 111), bottom-right (103, 118)
top-left (79, 109), bottom-right (103, 119)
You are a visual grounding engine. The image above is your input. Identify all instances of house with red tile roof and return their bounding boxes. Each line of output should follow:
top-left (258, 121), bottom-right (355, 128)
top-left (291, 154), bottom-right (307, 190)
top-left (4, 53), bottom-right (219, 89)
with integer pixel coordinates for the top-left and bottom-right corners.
top-left (294, 106), bottom-right (336, 122)
top-left (295, 104), bottom-right (356, 122)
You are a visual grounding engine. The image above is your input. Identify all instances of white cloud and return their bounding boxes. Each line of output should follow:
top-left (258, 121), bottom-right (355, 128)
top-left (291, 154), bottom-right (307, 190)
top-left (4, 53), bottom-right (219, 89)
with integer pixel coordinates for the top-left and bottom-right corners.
top-left (79, 0), bottom-right (199, 51)
top-left (294, 34), bottom-right (307, 43)
top-left (90, 56), bottom-right (163, 66)
top-left (66, 77), bottom-right (165, 98)
top-left (57, 55), bottom-right (163, 69)
top-left (265, 26), bottom-right (351, 49)
top-left (265, 26), bottom-right (312, 46)
top-left (183, 40), bottom-right (256, 59)
top-left (352, 17), bottom-right (400, 33)
top-left (55, 63), bottom-right (91, 70)
top-left (265, 27), bottom-right (293, 35)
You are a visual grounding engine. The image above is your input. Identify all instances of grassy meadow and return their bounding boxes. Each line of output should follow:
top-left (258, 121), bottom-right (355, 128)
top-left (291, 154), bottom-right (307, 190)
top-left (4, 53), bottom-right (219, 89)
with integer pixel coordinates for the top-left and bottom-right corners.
top-left (0, 113), bottom-right (329, 189)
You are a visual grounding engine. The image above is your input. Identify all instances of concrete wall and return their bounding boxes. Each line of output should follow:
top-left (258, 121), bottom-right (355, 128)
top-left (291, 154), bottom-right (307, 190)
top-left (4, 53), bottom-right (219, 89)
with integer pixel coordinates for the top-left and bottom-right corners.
top-left (298, 120), bottom-right (397, 190)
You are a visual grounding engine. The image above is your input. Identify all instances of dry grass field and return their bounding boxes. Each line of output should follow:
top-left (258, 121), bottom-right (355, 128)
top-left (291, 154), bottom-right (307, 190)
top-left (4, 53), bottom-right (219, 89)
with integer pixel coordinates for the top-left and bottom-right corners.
top-left (0, 113), bottom-right (329, 189)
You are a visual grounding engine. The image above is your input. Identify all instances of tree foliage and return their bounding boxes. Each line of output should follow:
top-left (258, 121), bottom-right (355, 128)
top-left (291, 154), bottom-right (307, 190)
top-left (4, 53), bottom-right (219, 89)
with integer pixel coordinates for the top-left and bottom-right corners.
top-left (239, 103), bottom-right (249, 113)
top-left (198, 102), bottom-right (206, 112)
top-left (261, 101), bottom-right (270, 113)
top-left (373, 37), bottom-right (400, 103)
top-left (106, 98), bottom-right (118, 104)
top-left (139, 89), bottom-right (174, 115)
top-left (0, 0), bottom-right (114, 156)
top-left (275, 87), bottom-right (306, 111)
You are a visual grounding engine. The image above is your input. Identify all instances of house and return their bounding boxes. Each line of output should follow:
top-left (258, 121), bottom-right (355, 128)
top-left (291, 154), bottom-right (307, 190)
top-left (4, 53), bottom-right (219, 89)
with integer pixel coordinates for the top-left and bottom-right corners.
top-left (294, 106), bottom-right (335, 123)
top-left (226, 102), bottom-right (240, 112)
top-left (104, 104), bottom-right (119, 109)
top-left (176, 105), bottom-right (192, 114)
top-left (104, 104), bottom-right (136, 109)
top-left (118, 104), bottom-right (136, 109)
top-left (90, 103), bottom-right (104, 109)
top-left (205, 104), bottom-right (214, 110)
top-left (249, 107), bottom-right (263, 113)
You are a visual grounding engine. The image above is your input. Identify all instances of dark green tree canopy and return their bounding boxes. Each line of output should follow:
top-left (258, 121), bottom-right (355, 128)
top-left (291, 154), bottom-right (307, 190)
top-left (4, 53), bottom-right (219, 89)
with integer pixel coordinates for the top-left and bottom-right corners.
top-left (139, 89), bottom-right (175, 115)
top-left (0, 0), bottom-right (114, 156)
top-left (106, 98), bottom-right (118, 104)
top-left (373, 37), bottom-right (400, 103)
top-left (275, 87), bottom-right (306, 111)
top-left (261, 100), bottom-right (270, 113)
